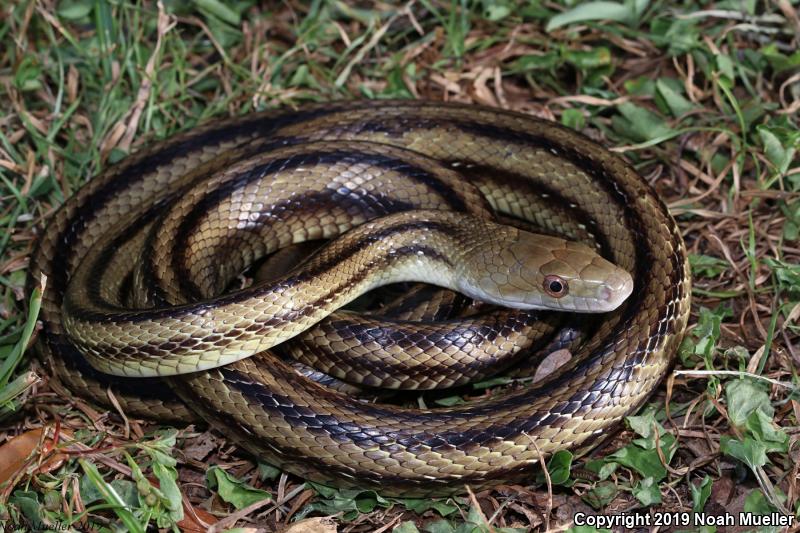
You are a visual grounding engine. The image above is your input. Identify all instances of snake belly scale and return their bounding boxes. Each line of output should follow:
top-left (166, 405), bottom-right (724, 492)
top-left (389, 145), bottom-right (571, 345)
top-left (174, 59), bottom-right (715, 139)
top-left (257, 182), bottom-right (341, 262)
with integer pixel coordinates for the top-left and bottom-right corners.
top-left (28, 101), bottom-right (691, 496)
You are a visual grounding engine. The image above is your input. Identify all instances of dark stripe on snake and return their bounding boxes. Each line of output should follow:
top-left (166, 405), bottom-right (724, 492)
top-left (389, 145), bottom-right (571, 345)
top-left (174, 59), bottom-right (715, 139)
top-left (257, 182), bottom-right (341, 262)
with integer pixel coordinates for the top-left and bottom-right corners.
top-left (299, 311), bottom-right (545, 386)
top-left (452, 162), bottom-right (613, 258)
top-left (89, 243), bottom-right (457, 361)
top-left (35, 107), bottom-right (341, 316)
top-left (166, 148), bottom-right (476, 299)
top-left (47, 337), bottom-right (179, 403)
top-left (70, 220), bottom-right (456, 328)
top-left (82, 205), bottom-right (165, 310)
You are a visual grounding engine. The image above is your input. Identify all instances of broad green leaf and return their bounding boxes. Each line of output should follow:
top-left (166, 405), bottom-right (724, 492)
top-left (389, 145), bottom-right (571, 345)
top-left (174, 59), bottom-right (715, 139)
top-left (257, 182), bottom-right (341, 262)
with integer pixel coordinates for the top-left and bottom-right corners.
top-left (720, 436), bottom-right (767, 470)
top-left (547, 450), bottom-right (573, 485)
top-left (465, 506), bottom-right (484, 527)
top-left (289, 65), bottom-right (320, 89)
top-left (300, 483), bottom-right (390, 521)
top-left (9, 491), bottom-right (44, 527)
top-left (459, 506), bottom-right (528, 532)
top-left (306, 481), bottom-right (337, 499)
top-left (201, 7), bottom-right (243, 48)
top-left (765, 258), bottom-right (800, 295)
top-left (741, 99), bottom-right (769, 131)
top-left (725, 379), bottom-right (772, 427)
top-left (583, 481), bottom-right (618, 509)
top-left (425, 520), bottom-right (456, 533)
top-left (656, 79), bottom-right (696, 117)
top-left (583, 459), bottom-right (617, 480)
top-left (625, 76), bottom-right (656, 96)
top-left (597, 462), bottom-right (618, 480)
top-left (258, 462), bottom-right (282, 481)
top-left (626, 412), bottom-right (664, 440)
top-left (512, 52), bottom-right (561, 72)
top-left (563, 48), bottom-right (612, 70)
top-left (80, 460), bottom-right (145, 533)
top-left (434, 395), bottom-right (466, 406)
top-left (395, 521), bottom-right (422, 533)
top-left (13, 56), bottom-right (42, 92)
top-left (746, 410), bottom-right (789, 453)
top-left (206, 466), bottom-right (271, 510)
top-left (650, 18), bottom-right (700, 55)
top-left (784, 219), bottom-right (798, 240)
top-left (194, 0), bottom-right (241, 25)
top-left (679, 305), bottom-right (731, 366)
top-left (690, 254), bottom-right (729, 278)
top-left (562, 108), bottom-right (586, 130)
top-left (607, 445), bottom-right (665, 480)
top-left (612, 102), bottom-right (673, 142)
top-left (79, 475), bottom-right (138, 508)
top-left (480, 0), bottom-right (512, 21)
top-left (153, 462), bottom-right (183, 524)
top-left (761, 44), bottom-right (800, 73)
top-left (547, 2), bottom-right (637, 31)
top-left (632, 477), bottom-right (661, 506)
top-left (715, 54), bottom-right (735, 82)
top-left (780, 201), bottom-right (800, 240)
top-left (744, 490), bottom-right (775, 514)
top-left (57, 0), bottom-right (93, 20)
top-left (691, 476), bottom-right (713, 512)
top-left (758, 126), bottom-right (797, 175)
top-left (607, 430), bottom-right (675, 481)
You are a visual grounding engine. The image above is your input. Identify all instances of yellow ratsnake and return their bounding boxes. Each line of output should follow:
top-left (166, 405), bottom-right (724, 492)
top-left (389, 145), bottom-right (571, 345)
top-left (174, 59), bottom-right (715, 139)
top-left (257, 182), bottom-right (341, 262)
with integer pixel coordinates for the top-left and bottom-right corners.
top-left (27, 100), bottom-right (691, 496)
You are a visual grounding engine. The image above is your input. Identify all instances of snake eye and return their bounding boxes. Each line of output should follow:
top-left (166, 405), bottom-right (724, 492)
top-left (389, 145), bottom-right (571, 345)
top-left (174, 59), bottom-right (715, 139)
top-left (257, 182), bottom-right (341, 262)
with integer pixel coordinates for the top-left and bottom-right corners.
top-left (543, 275), bottom-right (568, 298)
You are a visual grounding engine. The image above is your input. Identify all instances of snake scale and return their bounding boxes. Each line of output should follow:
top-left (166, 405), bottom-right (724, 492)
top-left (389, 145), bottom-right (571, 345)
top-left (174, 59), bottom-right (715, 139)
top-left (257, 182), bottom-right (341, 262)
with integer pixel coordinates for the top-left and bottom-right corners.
top-left (28, 100), bottom-right (691, 496)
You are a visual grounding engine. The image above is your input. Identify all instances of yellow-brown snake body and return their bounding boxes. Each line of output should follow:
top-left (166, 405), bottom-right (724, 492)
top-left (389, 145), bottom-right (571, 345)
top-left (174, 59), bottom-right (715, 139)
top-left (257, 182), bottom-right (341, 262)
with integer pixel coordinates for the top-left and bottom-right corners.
top-left (28, 101), bottom-right (690, 495)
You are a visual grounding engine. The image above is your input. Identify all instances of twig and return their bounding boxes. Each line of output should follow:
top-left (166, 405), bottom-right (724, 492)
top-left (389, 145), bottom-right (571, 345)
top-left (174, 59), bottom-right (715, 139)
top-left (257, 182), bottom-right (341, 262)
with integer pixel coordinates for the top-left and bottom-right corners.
top-left (673, 369), bottom-right (797, 390)
top-left (529, 438), bottom-right (552, 533)
top-left (465, 485), bottom-right (495, 533)
top-left (207, 495), bottom-right (275, 533)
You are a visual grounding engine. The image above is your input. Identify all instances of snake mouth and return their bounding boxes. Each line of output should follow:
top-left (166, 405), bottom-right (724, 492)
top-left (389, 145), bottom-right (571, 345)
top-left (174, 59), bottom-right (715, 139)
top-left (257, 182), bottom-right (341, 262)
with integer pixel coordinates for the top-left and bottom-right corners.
top-left (476, 286), bottom-right (632, 313)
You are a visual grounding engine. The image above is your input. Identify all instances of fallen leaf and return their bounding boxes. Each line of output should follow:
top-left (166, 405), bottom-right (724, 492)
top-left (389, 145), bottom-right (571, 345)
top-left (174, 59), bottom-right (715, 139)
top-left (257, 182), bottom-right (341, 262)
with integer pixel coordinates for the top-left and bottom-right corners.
top-left (283, 517), bottom-right (337, 533)
top-left (0, 427), bottom-right (68, 487)
top-left (177, 504), bottom-right (218, 532)
top-left (182, 431), bottom-right (218, 462)
top-left (532, 349), bottom-right (572, 383)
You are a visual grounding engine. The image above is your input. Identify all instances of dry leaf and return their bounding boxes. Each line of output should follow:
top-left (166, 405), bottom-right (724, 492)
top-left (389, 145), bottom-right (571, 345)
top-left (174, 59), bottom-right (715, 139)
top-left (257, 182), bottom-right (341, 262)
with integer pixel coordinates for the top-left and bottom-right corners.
top-left (183, 432), bottom-right (219, 462)
top-left (177, 504), bottom-right (218, 532)
top-left (0, 428), bottom-right (68, 486)
top-left (532, 349), bottom-right (572, 383)
top-left (284, 517), bottom-right (337, 533)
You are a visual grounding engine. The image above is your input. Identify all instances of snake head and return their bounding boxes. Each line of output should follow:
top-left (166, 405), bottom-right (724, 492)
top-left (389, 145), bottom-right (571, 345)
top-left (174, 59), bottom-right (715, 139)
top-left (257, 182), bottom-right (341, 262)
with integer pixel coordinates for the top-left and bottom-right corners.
top-left (458, 229), bottom-right (633, 313)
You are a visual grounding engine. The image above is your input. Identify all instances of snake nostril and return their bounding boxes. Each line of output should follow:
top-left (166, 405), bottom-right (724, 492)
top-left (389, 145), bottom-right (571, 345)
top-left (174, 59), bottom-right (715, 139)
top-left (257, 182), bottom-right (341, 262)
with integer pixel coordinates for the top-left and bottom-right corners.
top-left (599, 287), bottom-right (612, 302)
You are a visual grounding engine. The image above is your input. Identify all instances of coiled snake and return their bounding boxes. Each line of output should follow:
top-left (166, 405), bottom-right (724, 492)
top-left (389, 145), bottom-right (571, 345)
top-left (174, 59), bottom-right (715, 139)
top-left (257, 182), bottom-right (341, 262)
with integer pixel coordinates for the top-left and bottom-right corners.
top-left (28, 101), bottom-right (690, 496)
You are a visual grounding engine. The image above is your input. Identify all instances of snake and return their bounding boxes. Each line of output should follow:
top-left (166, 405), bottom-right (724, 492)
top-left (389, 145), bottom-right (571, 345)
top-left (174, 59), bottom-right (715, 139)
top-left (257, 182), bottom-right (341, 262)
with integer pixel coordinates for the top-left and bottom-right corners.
top-left (27, 100), bottom-right (691, 496)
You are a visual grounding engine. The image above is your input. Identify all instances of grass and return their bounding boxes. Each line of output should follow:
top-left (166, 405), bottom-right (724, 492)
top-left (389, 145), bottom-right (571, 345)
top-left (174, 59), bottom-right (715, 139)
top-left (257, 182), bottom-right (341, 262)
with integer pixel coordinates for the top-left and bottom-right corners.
top-left (1, 0), bottom-right (799, 530)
